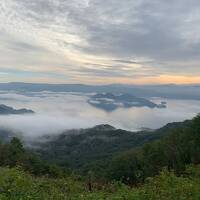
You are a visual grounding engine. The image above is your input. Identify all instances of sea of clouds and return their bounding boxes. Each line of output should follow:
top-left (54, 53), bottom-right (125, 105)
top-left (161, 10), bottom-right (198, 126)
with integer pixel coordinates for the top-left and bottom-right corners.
top-left (0, 91), bottom-right (199, 139)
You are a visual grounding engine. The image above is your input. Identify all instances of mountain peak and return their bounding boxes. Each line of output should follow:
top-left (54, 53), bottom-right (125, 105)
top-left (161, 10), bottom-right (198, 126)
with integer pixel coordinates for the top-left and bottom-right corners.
top-left (92, 124), bottom-right (116, 131)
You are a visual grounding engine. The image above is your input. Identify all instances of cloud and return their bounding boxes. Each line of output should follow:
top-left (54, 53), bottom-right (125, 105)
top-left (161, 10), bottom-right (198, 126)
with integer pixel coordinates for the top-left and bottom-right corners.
top-left (0, 114), bottom-right (97, 139)
top-left (0, 91), bottom-right (200, 140)
top-left (0, 91), bottom-right (102, 139)
top-left (0, 0), bottom-right (200, 83)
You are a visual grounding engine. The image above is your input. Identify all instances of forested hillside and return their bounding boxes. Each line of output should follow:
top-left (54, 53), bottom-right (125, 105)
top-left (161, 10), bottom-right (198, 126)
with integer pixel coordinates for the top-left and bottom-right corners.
top-left (33, 119), bottom-right (192, 176)
top-left (107, 115), bottom-right (200, 184)
top-left (34, 124), bottom-right (164, 173)
top-left (0, 115), bottom-right (200, 199)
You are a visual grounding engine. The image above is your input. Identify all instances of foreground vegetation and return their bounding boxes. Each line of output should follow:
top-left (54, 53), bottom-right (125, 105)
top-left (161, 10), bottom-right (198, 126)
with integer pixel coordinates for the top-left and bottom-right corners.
top-left (107, 115), bottom-right (200, 184)
top-left (0, 165), bottom-right (200, 200)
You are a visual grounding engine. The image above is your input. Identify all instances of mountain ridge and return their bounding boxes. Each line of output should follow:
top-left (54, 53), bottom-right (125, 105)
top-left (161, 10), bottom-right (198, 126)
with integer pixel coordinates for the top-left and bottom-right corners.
top-left (0, 104), bottom-right (34, 115)
top-left (0, 82), bottom-right (200, 100)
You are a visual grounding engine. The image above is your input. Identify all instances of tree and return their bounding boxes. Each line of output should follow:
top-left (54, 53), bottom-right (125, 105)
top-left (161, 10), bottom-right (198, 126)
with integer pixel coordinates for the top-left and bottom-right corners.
top-left (8, 137), bottom-right (25, 167)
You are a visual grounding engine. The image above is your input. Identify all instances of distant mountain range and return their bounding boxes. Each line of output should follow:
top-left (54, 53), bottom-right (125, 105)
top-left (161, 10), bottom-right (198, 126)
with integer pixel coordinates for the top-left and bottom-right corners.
top-left (0, 82), bottom-right (200, 100)
top-left (0, 104), bottom-right (34, 115)
top-left (88, 93), bottom-right (166, 111)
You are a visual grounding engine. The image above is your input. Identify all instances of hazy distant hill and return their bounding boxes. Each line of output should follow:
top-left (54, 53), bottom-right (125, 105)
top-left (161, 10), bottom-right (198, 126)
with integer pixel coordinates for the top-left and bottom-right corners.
top-left (0, 82), bottom-right (200, 100)
top-left (88, 93), bottom-right (166, 111)
top-left (0, 104), bottom-right (34, 115)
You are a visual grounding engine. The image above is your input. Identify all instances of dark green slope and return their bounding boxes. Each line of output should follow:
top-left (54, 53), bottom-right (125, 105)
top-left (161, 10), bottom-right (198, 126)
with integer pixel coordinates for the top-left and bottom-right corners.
top-left (0, 116), bottom-right (195, 177)
top-left (34, 119), bottom-right (192, 173)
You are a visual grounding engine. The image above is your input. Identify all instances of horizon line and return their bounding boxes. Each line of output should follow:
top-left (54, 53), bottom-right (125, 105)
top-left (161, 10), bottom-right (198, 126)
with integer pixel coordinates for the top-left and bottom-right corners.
top-left (0, 82), bottom-right (200, 87)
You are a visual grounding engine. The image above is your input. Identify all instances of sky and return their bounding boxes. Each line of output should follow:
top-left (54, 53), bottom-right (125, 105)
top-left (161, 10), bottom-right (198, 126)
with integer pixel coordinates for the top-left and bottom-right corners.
top-left (0, 0), bottom-right (200, 84)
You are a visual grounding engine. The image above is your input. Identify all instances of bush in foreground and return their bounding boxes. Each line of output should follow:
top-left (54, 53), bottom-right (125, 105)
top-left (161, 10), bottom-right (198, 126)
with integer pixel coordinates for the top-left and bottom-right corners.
top-left (0, 165), bottom-right (200, 200)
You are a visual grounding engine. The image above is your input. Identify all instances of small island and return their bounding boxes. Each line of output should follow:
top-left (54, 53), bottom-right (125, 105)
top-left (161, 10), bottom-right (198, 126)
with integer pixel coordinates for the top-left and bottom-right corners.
top-left (88, 93), bottom-right (167, 111)
top-left (0, 104), bottom-right (34, 115)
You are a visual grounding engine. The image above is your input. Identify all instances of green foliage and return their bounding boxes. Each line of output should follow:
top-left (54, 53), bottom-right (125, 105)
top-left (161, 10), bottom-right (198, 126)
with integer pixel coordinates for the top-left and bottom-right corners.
top-left (0, 138), bottom-right (66, 178)
top-left (107, 115), bottom-right (200, 184)
top-left (0, 167), bottom-right (83, 200)
top-left (8, 137), bottom-right (25, 167)
top-left (135, 167), bottom-right (200, 200)
top-left (0, 165), bottom-right (200, 200)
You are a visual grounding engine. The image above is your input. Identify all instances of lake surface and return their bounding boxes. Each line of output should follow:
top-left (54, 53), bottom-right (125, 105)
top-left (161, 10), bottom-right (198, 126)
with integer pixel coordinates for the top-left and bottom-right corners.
top-left (0, 91), bottom-right (199, 138)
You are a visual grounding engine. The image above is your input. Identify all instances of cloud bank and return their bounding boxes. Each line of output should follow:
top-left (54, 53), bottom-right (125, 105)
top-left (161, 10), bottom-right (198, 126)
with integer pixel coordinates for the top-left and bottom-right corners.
top-left (0, 91), bottom-right (199, 140)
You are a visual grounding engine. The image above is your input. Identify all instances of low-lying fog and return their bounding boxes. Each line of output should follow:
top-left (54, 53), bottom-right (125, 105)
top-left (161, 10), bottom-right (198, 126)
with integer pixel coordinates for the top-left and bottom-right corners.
top-left (0, 91), bottom-right (199, 139)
